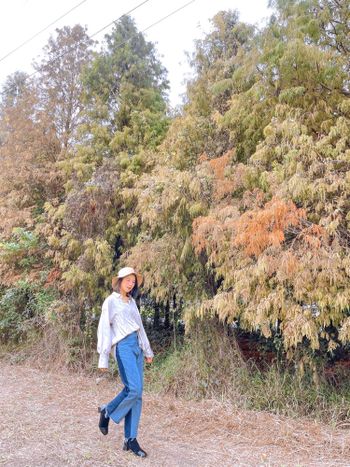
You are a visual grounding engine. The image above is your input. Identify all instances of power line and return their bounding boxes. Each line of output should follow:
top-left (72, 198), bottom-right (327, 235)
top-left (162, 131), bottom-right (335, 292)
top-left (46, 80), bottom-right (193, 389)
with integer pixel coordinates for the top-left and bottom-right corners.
top-left (89, 0), bottom-right (152, 40)
top-left (28, 0), bottom-right (195, 79)
top-left (88, 0), bottom-right (195, 40)
top-left (142, 0), bottom-right (195, 34)
top-left (0, 0), bottom-right (89, 64)
top-left (92, 0), bottom-right (197, 57)
top-left (28, 0), bottom-right (153, 78)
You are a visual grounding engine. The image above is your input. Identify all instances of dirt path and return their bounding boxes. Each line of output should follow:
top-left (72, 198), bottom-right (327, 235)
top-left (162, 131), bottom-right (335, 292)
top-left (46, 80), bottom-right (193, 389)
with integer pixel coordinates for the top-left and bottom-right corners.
top-left (0, 362), bottom-right (349, 467)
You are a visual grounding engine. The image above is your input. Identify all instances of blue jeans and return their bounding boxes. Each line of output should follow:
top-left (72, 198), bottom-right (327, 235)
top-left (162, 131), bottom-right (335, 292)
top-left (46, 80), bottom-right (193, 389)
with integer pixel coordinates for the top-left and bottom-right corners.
top-left (105, 331), bottom-right (144, 439)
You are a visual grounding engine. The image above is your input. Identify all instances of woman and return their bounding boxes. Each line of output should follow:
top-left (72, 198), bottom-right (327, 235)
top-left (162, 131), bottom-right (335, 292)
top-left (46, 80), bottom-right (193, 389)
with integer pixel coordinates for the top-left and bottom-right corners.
top-left (96, 266), bottom-right (154, 458)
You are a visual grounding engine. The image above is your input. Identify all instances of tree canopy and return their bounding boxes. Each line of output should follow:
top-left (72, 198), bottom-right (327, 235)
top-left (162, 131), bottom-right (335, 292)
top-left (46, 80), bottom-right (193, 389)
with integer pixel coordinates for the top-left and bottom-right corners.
top-left (0, 2), bottom-right (350, 370)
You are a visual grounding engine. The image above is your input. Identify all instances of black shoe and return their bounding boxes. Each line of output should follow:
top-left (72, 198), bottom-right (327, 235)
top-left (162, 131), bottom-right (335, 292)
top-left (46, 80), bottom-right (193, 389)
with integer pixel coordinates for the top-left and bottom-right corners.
top-left (123, 438), bottom-right (147, 458)
top-left (98, 405), bottom-right (109, 435)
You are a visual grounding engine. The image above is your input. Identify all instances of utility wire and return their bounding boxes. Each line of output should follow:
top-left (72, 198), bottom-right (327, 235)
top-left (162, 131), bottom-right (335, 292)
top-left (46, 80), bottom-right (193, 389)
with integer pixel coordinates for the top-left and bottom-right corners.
top-left (89, 0), bottom-right (152, 40)
top-left (28, 0), bottom-right (195, 79)
top-left (142, 0), bottom-right (195, 34)
top-left (28, 0), bottom-right (153, 78)
top-left (0, 0), bottom-right (89, 63)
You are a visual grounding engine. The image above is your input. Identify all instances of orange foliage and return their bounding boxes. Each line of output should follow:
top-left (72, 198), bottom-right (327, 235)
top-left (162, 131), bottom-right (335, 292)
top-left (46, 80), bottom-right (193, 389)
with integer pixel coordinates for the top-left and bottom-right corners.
top-left (233, 197), bottom-right (306, 257)
top-left (0, 91), bottom-right (61, 237)
top-left (192, 215), bottom-right (223, 256)
top-left (45, 268), bottom-right (62, 286)
top-left (208, 152), bottom-right (231, 178)
top-left (198, 153), bottom-right (209, 163)
top-left (191, 205), bottom-right (239, 267)
top-left (210, 151), bottom-right (234, 202)
top-left (199, 150), bottom-right (236, 203)
top-left (241, 188), bottom-right (266, 210)
top-left (299, 224), bottom-right (327, 249)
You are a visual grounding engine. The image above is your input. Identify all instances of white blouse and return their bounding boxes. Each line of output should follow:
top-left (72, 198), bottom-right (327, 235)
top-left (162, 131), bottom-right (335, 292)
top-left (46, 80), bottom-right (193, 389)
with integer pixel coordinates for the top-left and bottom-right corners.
top-left (97, 291), bottom-right (154, 368)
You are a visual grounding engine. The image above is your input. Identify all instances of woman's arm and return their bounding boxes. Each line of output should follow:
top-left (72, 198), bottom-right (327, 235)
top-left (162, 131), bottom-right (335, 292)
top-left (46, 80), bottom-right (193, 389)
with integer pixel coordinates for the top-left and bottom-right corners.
top-left (96, 297), bottom-right (114, 369)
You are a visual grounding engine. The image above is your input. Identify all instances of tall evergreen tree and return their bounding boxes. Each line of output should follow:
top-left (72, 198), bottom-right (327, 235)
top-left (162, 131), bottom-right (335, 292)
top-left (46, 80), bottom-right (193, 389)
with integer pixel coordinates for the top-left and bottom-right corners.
top-left (34, 25), bottom-right (94, 150)
top-left (40, 16), bottom-right (170, 348)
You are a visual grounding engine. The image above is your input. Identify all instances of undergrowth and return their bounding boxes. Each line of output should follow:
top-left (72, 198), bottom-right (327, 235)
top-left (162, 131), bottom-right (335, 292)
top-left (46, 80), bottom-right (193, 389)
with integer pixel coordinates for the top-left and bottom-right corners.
top-left (144, 319), bottom-right (350, 426)
top-left (1, 311), bottom-right (349, 427)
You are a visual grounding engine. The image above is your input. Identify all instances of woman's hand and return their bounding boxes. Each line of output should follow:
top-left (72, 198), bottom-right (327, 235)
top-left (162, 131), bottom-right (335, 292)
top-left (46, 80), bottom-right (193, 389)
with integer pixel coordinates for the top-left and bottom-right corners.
top-left (145, 356), bottom-right (153, 364)
top-left (99, 367), bottom-right (109, 373)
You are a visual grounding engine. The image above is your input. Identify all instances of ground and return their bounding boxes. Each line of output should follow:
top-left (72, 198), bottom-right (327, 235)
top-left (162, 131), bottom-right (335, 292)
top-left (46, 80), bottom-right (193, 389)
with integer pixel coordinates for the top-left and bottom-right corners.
top-left (0, 361), bottom-right (349, 466)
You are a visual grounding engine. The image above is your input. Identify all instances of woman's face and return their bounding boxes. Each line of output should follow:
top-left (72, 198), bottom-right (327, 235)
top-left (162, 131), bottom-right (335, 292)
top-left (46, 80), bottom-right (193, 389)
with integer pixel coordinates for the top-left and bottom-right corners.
top-left (120, 274), bottom-right (136, 294)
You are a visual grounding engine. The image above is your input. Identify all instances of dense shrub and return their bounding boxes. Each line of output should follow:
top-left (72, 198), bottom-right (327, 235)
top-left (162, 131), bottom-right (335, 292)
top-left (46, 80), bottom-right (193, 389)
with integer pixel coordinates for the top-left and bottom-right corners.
top-left (0, 280), bottom-right (56, 344)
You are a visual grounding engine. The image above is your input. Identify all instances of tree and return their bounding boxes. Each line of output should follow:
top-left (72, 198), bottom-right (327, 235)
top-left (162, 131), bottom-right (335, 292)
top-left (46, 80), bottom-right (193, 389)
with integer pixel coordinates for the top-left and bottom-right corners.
top-left (34, 25), bottom-right (94, 150)
top-left (84, 15), bottom-right (168, 113)
top-left (188, 0), bottom-right (350, 361)
top-left (0, 74), bottom-right (61, 240)
top-left (0, 71), bottom-right (29, 109)
top-left (116, 2), bottom-right (350, 367)
top-left (38, 16), bottom-right (170, 348)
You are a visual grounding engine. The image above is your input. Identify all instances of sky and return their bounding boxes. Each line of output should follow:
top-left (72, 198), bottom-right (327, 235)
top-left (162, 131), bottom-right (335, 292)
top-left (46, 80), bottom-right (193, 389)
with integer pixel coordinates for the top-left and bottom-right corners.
top-left (0, 0), bottom-right (272, 107)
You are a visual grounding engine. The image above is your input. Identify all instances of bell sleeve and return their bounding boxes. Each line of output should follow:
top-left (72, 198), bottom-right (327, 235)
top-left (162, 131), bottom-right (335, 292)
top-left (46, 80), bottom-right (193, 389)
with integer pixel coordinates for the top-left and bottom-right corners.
top-left (97, 296), bottom-right (115, 368)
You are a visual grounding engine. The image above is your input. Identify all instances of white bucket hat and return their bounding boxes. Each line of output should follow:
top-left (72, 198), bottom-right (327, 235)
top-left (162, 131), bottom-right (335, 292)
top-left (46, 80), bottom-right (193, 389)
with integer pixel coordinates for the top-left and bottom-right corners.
top-left (112, 266), bottom-right (143, 287)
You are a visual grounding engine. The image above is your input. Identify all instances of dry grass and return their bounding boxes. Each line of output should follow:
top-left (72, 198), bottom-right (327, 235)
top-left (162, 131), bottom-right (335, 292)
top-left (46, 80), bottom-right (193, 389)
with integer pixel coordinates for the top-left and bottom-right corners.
top-left (0, 360), bottom-right (350, 466)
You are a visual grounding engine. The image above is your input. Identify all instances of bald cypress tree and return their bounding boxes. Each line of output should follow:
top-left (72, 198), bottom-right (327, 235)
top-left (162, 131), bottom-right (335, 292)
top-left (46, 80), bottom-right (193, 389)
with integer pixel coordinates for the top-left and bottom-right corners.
top-left (39, 16), bottom-right (170, 355)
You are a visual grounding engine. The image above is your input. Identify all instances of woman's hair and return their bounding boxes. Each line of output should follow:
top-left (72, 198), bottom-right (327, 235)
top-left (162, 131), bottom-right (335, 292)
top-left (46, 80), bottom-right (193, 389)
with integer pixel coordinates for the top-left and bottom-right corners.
top-left (112, 274), bottom-right (139, 299)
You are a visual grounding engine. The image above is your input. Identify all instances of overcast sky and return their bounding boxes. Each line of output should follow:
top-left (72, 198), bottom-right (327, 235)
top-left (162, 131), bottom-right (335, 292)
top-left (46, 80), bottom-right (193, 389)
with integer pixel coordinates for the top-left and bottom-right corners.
top-left (0, 0), bottom-right (272, 107)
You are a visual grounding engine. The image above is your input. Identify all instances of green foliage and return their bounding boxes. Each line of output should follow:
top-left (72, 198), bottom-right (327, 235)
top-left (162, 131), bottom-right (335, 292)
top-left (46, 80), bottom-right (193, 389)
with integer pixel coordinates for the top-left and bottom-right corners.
top-left (1, 0), bottom-right (350, 407)
top-left (0, 227), bottom-right (38, 253)
top-left (183, 0), bottom-right (350, 361)
top-left (28, 15), bottom-right (172, 348)
top-left (34, 24), bottom-right (94, 149)
top-left (81, 15), bottom-right (169, 158)
top-left (0, 280), bottom-right (57, 343)
top-left (146, 320), bottom-right (350, 424)
top-left (0, 71), bottom-right (29, 108)
top-left (0, 228), bottom-right (41, 272)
